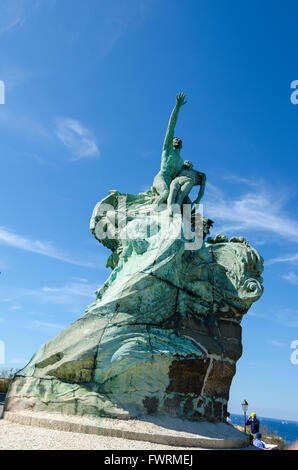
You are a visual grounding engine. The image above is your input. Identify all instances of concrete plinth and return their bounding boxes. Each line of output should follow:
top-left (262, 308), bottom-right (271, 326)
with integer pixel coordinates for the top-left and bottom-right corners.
top-left (4, 411), bottom-right (249, 449)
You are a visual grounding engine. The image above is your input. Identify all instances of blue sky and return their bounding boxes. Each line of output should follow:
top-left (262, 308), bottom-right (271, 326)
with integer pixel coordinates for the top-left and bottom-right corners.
top-left (0, 0), bottom-right (298, 421)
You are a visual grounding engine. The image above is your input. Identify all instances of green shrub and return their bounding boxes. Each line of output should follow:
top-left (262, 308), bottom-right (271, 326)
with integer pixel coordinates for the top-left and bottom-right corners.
top-left (0, 378), bottom-right (10, 393)
top-left (0, 368), bottom-right (18, 394)
top-left (234, 424), bottom-right (286, 450)
top-left (261, 424), bottom-right (286, 450)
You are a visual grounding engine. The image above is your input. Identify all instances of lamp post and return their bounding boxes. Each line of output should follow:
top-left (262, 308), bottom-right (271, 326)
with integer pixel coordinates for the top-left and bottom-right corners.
top-left (241, 399), bottom-right (248, 433)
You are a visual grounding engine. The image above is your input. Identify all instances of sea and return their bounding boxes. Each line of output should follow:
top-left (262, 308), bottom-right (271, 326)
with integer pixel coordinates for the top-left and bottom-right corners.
top-left (231, 413), bottom-right (298, 446)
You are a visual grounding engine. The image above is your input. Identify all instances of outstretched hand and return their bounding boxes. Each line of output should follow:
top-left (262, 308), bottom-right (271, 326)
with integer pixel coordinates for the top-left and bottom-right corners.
top-left (176, 93), bottom-right (187, 107)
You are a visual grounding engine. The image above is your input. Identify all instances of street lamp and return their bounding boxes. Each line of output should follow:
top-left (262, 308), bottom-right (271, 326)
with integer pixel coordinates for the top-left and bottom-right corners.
top-left (241, 399), bottom-right (248, 433)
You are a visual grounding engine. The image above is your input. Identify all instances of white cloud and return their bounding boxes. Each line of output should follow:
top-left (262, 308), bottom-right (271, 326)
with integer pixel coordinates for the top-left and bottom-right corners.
top-left (42, 282), bottom-right (97, 298)
top-left (0, 1), bottom-right (25, 36)
top-left (246, 309), bottom-right (269, 320)
top-left (141, 151), bottom-right (153, 159)
top-left (267, 254), bottom-right (298, 266)
top-left (222, 174), bottom-right (262, 187)
top-left (0, 226), bottom-right (95, 267)
top-left (0, 16), bottom-right (24, 35)
top-left (273, 310), bottom-right (298, 328)
top-left (246, 361), bottom-right (273, 368)
top-left (0, 0), bottom-right (56, 36)
top-left (20, 152), bottom-right (46, 165)
top-left (0, 109), bottom-right (48, 140)
top-left (263, 306), bottom-right (298, 328)
top-left (84, 2), bottom-right (150, 60)
top-left (21, 281), bottom-right (98, 306)
top-left (71, 277), bottom-right (88, 283)
top-left (283, 272), bottom-right (298, 285)
top-left (27, 311), bottom-right (51, 317)
top-left (0, 65), bottom-right (42, 91)
top-left (204, 182), bottom-right (298, 243)
top-left (247, 306), bottom-right (298, 328)
top-left (56, 118), bottom-right (99, 161)
top-left (27, 320), bottom-right (65, 331)
top-left (266, 339), bottom-right (287, 348)
top-left (205, 177), bottom-right (298, 269)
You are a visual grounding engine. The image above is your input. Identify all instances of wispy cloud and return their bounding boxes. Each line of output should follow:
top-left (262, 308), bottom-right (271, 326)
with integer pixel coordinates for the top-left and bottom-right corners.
top-left (266, 339), bottom-right (288, 348)
top-left (141, 151), bottom-right (153, 159)
top-left (56, 118), bottom-right (99, 161)
top-left (0, 226), bottom-right (95, 267)
top-left (0, 109), bottom-right (48, 140)
top-left (0, 0), bottom-right (56, 36)
top-left (0, 1), bottom-right (25, 36)
top-left (21, 281), bottom-right (98, 306)
top-left (247, 307), bottom-right (298, 328)
top-left (267, 254), bottom-right (298, 266)
top-left (20, 152), bottom-right (46, 165)
top-left (71, 277), bottom-right (88, 283)
top-left (246, 361), bottom-right (273, 368)
top-left (85, 2), bottom-right (151, 60)
top-left (283, 272), bottom-right (298, 285)
top-left (222, 174), bottom-right (262, 187)
top-left (205, 181), bottom-right (298, 243)
top-left (27, 311), bottom-right (52, 318)
top-left (246, 309), bottom-right (269, 320)
top-left (42, 282), bottom-right (97, 299)
top-left (0, 16), bottom-right (24, 35)
top-left (273, 309), bottom-right (298, 328)
top-left (0, 65), bottom-right (43, 91)
top-left (26, 320), bottom-right (65, 332)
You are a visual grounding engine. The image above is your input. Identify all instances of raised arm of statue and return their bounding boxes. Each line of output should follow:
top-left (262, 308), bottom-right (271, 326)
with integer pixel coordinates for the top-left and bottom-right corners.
top-left (163, 93), bottom-right (187, 152)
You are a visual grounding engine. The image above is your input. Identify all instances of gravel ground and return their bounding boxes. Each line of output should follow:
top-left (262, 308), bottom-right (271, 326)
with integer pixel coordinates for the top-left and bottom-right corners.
top-left (0, 420), bottom-right (206, 450)
top-left (0, 420), bottom-right (258, 450)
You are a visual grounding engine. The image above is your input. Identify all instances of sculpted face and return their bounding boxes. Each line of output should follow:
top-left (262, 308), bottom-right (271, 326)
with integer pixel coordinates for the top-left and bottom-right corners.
top-left (183, 160), bottom-right (193, 169)
top-left (173, 137), bottom-right (182, 149)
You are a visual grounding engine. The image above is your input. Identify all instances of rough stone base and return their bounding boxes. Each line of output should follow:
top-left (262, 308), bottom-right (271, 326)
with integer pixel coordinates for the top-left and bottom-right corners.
top-left (4, 411), bottom-right (249, 449)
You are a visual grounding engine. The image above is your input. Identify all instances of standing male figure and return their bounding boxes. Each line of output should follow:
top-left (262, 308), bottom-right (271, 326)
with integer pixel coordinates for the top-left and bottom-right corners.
top-left (153, 93), bottom-right (187, 205)
top-left (246, 412), bottom-right (260, 435)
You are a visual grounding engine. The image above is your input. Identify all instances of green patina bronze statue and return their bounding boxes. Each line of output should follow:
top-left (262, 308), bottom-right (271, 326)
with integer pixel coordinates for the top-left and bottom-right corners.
top-left (152, 93), bottom-right (186, 205)
top-left (5, 94), bottom-right (264, 425)
top-left (153, 93), bottom-right (206, 212)
top-left (167, 160), bottom-right (206, 215)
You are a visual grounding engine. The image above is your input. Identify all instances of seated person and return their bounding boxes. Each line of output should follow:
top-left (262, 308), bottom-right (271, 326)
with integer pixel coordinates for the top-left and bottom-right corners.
top-left (253, 432), bottom-right (277, 450)
top-left (226, 412), bottom-right (233, 425)
top-left (167, 160), bottom-right (206, 215)
top-left (253, 432), bottom-right (266, 449)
